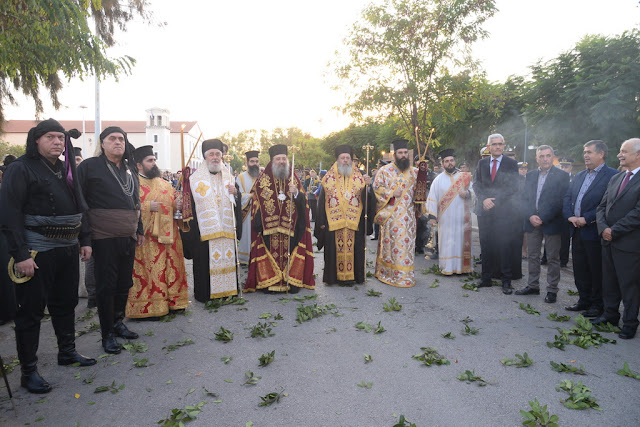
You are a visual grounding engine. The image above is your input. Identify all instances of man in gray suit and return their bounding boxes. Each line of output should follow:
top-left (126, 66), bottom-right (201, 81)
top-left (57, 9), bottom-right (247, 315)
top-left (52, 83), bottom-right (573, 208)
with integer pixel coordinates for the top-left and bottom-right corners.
top-left (594, 138), bottom-right (640, 339)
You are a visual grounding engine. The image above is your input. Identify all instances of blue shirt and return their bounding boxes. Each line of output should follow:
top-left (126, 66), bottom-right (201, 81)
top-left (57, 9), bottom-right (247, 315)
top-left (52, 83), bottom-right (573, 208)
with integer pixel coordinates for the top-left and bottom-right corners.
top-left (574, 163), bottom-right (605, 217)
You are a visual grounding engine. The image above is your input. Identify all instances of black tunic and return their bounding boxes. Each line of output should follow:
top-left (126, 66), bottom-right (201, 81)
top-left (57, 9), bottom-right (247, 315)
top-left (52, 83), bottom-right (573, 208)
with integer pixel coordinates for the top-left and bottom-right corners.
top-left (314, 186), bottom-right (375, 285)
top-left (180, 181), bottom-right (242, 303)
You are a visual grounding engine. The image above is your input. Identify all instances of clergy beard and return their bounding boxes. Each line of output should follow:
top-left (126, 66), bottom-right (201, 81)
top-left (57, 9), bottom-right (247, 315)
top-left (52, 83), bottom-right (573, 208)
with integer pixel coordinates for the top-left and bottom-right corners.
top-left (144, 165), bottom-right (161, 179)
top-left (273, 163), bottom-right (290, 181)
top-left (208, 162), bottom-right (221, 174)
top-left (395, 156), bottom-right (410, 171)
top-left (248, 164), bottom-right (260, 178)
top-left (444, 166), bottom-right (457, 174)
top-left (337, 162), bottom-right (352, 177)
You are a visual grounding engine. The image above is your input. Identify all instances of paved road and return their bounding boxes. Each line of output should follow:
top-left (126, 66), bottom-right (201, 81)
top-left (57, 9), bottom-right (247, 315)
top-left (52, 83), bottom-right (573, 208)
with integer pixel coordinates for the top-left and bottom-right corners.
top-left (1, 228), bottom-right (639, 426)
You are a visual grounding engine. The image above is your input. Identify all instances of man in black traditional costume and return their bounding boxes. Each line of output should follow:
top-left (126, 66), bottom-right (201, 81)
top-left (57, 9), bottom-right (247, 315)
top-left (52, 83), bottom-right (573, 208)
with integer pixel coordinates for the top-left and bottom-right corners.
top-left (77, 127), bottom-right (144, 354)
top-left (0, 119), bottom-right (96, 394)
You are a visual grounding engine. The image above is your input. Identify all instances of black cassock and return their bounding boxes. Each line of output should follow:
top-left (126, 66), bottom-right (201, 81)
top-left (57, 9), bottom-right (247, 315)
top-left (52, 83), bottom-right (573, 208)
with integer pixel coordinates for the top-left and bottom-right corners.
top-left (314, 186), bottom-right (375, 285)
top-left (180, 183), bottom-right (242, 303)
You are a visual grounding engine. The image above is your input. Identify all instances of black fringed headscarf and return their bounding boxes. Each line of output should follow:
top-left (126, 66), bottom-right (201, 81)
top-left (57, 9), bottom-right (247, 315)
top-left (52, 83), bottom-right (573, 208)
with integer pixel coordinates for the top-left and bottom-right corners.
top-left (25, 118), bottom-right (87, 212)
top-left (99, 126), bottom-right (137, 174)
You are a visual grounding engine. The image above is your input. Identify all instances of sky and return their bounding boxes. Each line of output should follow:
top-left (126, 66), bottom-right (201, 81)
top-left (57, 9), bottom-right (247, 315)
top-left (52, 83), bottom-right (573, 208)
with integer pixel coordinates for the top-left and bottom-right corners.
top-left (4, 0), bottom-right (640, 139)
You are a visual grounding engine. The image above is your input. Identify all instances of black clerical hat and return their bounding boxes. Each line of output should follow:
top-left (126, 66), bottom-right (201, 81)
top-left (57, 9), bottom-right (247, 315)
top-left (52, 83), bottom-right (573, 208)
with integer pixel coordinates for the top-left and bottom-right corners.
top-left (439, 149), bottom-right (455, 159)
top-left (392, 139), bottom-right (408, 151)
top-left (334, 145), bottom-right (353, 158)
top-left (269, 144), bottom-right (288, 159)
top-left (202, 139), bottom-right (224, 156)
top-left (245, 151), bottom-right (260, 161)
top-left (134, 145), bottom-right (155, 163)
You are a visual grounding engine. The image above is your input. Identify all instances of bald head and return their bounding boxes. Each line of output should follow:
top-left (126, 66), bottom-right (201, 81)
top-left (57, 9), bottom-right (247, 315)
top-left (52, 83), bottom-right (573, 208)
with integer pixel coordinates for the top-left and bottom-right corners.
top-left (618, 138), bottom-right (640, 171)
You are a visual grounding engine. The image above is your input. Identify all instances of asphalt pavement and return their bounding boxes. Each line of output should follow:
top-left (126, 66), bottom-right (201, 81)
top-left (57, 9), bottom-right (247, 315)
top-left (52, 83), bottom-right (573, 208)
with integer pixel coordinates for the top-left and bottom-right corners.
top-left (1, 226), bottom-right (639, 427)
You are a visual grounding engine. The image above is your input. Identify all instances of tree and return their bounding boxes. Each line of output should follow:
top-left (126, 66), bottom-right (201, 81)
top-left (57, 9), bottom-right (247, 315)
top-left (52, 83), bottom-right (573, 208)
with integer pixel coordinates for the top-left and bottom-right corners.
top-left (0, 0), bottom-right (154, 127)
top-left (331, 0), bottom-right (497, 157)
top-left (0, 140), bottom-right (25, 159)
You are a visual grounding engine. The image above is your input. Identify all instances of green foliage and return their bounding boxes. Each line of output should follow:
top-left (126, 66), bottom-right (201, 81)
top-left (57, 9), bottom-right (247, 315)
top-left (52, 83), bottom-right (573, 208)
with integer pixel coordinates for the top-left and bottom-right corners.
top-left (429, 279), bottom-right (440, 288)
top-left (460, 316), bottom-right (473, 324)
top-left (163, 338), bottom-right (195, 353)
top-left (157, 400), bottom-right (207, 426)
top-left (122, 341), bottom-right (149, 354)
top-left (567, 290), bottom-right (579, 296)
top-left (520, 399), bottom-right (559, 427)
top-left (461, 282), bottom-right (478, 292)
top-left (422, 264), bottom-right (444, 276)
top-left (2, 357), bottom-right (19, 374)
top-left (220, 357), bottom-right (232, 365)
top-left (364, 354), bottom-right (373, 363)
top-left (354, 321), bottom-right (385, 334)
top-left (214, 327), bottom-right (234, 343)
top-left (75, 321), bottom-right (100, 337)
top-left (555, 380), bottom-right (601, 410)
top-left (412, 347), bottom-right (450, 367)
top-left (393, 414), bottom-right (417, 427)
top-left (592, 322), bottom-right (621, 333)
top-left (133, 357), bottom-right (149, 368)
top-left (456, 370), bottom-right (488, 386)
top-left (383, 297), bottom-right (402, 312)
top-left (519, 303), bottom-right (540, 316)
top-left (547, 315), bottom-right (616, 350)
top-left (357, 381), bottom-right (373, 389)
top-left (616, 362), bottom-right (640, 380)
top-left (205, 297), bottom-right (246, 311)
top-left (462, 324), bottom-right (480, 336)
top-left (249, 322), bottom-right (274, 338)
top-left (547, 312), bottom-right (571, 322)
top-left (94, 381), bottom-right (125, 394)
top-left (550, 361), bottom-right (587, 375)
top-left (296, 303), bottom-right (338, 323)
top-left (258, 350), bottom-right (275, 367)
top-left (243, 370), bottom-right (262, 386)
top-left (441, 332), bottom-right (455, 339)
top-left (258, 388), bottom-right (286, 407)
top-left (366, 289), bottom-right (382, 297)
top-left (501, 353), bottom-right (534, 368)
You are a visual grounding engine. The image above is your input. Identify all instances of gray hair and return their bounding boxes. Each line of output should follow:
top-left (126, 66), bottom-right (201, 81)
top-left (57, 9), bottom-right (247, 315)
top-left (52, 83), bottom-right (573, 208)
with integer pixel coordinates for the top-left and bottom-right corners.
top-left (623, 138), bottom-right (640, 154)
top-left (487, 133), bottom-right (504, 145)
top-left (584, 140), bottom-right (608, 156)
top-left (536, 145), bottom-right (553, 154)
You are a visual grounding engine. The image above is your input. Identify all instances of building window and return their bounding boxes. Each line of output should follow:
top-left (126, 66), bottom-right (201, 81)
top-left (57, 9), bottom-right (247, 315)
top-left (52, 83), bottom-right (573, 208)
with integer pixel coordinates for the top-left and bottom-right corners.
top-left (157, 115), bottom-right (163, 126)
top-left (153, 134), bottom-right (158, 143)
top-left (154, 151), bottom-right (159, 160)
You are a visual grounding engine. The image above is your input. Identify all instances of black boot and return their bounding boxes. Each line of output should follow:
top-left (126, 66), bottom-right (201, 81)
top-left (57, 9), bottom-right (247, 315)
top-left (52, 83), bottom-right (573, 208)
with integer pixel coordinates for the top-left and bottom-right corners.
top-left (16, 329), bottom-right (51, 394)
top-left (113, 294), bottom-right (138, 340)
top-left (52, 314), bottom-right (97, 366)
top-left (97, 296), bottom-right (122, 354)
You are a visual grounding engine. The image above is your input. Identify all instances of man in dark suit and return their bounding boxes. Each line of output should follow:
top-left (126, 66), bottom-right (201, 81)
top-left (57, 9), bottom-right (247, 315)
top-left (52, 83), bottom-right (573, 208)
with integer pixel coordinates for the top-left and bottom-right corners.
top-left (563, 141), bottom-right (618, 317)
top-left (473, 133), bottom-right (520, 294)
top-left (516, 145), bottom-right (569, 303)
top-left (594, 138), bottom-right (640, 339)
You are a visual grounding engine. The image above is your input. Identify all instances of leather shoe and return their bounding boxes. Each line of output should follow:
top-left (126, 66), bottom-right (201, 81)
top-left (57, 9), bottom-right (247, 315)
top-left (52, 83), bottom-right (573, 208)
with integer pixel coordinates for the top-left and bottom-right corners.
top-left (619, 327), bottom-right (637, 340)
top-left (476, 281), bottom-right (492, 288)
top-left (590, 316), bottom-right (619, 327)
top-left (565, 302), bottom-right (589, 312)
top-left (58, 351), bottom-right (97, 366)
top-left (515, 286), bottom-right (540, 296)
top-left (581, 308), bottom-right (603, 318)
top-left (502, 283), bottom-right (513, 295)
top-left (114, 321), bottom-right (139, 340)
top-left (544, 292), bottom-right (557, 303)
top-left (102, 333), bottom-right (122, 354)
top-left (21, 370), bottom-right (52, 394)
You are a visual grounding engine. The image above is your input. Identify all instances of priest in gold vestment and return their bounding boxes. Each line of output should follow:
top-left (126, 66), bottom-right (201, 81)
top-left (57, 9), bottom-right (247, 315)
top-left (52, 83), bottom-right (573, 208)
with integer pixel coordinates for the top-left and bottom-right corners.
top-left (373, 139), bottom-right (419, 287)
top-left (127, 146), bottom-right (189, 318)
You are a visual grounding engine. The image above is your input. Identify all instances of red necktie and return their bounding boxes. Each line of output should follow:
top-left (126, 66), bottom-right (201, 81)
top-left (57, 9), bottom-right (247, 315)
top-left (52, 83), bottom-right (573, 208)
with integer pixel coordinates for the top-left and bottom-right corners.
top-left (490, 159), bottom-right (497, 182)
top-left (617, 171), bottom-right (633, 195)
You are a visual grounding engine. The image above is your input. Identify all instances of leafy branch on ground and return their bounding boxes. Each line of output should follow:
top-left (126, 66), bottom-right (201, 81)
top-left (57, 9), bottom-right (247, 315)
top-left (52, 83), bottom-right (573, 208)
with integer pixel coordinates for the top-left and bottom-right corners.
top-left (122, 341), bottom-right (149, 354)
top-left (547, 312), bottom-right (571, 322)
top-left (94, 381), bottom-right (125, 394)
top-left (593, 322), bottom-right (621, 333)
top-left (258, 388), bottom-right (286, 407)
top-left (456, 370), bottom-right (488, 386)
top-left (357, 381), bottom-right (373, 389)
top-left (441, 332), bottom-right (455, 339)
top-left (220, 356), bottom-right (232, 364)
top-left (393, 414), bottom-right (417, 427)
top-left (296, 303), bottom-right (338, 323)
top-left (519, 303), bottom-right (540, 316)
top-left (412, 347), bottom-right (450, 367)
top-left (354, 321), bottom-right (385, 334)
top-left (616, 362), bottom-right (640, 380)
top-left (364, 354), bottom-right (373, 363)
top-left (243, 370), bottom-right (262, 386)
top-left (249, 322), bottom-right (274, 338)
top-left (462, 324), bottom-right (480, 335)
top-left (2, 357), bottom-right (19, 374)
top-left (430, 279), bottom-right (440, 288)
top-left (214, 327), bottom-right (234, 343)
top-left (258, 350), bottom-right (275, 367)
top-left (520, 398), bottom-right (559, 427)
top-left (75, 309), bottom-right (95, 323)
top-left (133, 357), bottom-right (150, 368)
top-left (205, 296), bottom-right (246, 311)
top-left (76, 321), bottom-right (100, 337)
top-left (567, 289), bottom-right (579, 296)
top-left (163, 338), bottom-right (195, 354)
top-left (550, 361), bottom-right (587, 375)
top-left (383, 297), bottom-right (402, 312)
top-left (460, 316), bottom-right (473, 324)
top-left (157, 400), bottom-right (207, 426)
top-left (462, 282), bottom-right (478, 292)
top-left (366, 289), bottom-right (382, 297)
top-left (555, 380), bottom-right (601, 410)
top-left (421, 264), bottom-right (444, 276)
top-left (547, 315), bottom-right (616, 350)
top-left (501, 353), bottom-right (534, 368)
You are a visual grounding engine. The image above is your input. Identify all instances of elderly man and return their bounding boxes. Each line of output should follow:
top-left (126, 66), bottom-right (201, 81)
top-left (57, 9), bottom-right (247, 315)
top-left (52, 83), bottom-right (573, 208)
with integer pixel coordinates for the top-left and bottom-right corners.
top-left (473, 133), bottom-right (519, 294)
top-left (78, 127), bottom-right (144, 354)
top-left (126, 146), bottom-right (189, 319)
top-left (516, 145), bottom-right (570, 303)
top-left (181, 139), bottom-right (242, 302)
top-left (1, 119), bottom-right (96, 394)
top-left (426, 149), bottom-right (473, 275)
top-left (593, 138), bottom-right (640, 339)
top-left (314, 145), bottom-right (374, 285)
top-left (236, 151), bottom-right (260, 265)
top-left (245, 144), bottom-right (315, 293)
top-left (373, 139), bottom-right (419, 287)
top-left (563, 140), bottom-right (617, 316)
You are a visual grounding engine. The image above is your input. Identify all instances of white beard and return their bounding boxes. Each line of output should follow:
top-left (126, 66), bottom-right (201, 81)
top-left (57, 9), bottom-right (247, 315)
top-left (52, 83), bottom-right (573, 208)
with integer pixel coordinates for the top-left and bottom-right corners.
top-left (273, 163), bottom-right (290, 181)
top-left (337, 163), bottom-right (352, 177)
top-left (208, 162), bottom-right (221, 174)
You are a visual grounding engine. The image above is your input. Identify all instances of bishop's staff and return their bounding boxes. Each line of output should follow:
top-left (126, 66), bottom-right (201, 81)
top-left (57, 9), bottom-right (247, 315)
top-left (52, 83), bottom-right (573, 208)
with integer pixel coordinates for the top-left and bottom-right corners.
top-left (223, 154), bottom-right (243, 299)
top-left (362, 144), bottom-right (374, 284)
top-left (285, 145), bottom-right (300, 293)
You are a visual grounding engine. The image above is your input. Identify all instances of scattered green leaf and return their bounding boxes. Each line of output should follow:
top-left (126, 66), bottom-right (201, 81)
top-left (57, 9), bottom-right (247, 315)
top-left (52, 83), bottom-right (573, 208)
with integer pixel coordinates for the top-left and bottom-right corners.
top-left (412, 347), bottom-right (450, 367)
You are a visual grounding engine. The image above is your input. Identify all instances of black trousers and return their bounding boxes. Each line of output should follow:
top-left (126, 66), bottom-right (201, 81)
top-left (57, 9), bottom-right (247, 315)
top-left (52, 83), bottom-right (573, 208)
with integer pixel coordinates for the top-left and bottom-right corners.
top-left (601, 244), bottom-right (640, 330)
top-left (308, 198), bottom-right (317, 221)
top-left (0, 233), bottom-right (17, 322)
top-left (571, 233), bottom-right (603, 310)
top-left (478, 213), bottom-right (513, 282)
top-left (14, 246), bottom-right (79, 364)
top-left (559, 222), bottom-right (570, 265)
top-left (92, 237), bottom-right (135, 334)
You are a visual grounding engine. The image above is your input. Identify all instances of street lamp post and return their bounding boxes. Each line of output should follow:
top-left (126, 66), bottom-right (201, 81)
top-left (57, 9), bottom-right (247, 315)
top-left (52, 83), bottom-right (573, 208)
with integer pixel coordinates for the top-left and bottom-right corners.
top-left (79, 105), bottom-right (88, 154)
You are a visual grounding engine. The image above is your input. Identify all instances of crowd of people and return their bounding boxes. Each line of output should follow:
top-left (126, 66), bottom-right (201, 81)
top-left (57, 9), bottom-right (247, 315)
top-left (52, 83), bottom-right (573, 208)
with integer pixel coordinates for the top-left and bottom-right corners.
top-left (1, 119), bottom-right (639, 396)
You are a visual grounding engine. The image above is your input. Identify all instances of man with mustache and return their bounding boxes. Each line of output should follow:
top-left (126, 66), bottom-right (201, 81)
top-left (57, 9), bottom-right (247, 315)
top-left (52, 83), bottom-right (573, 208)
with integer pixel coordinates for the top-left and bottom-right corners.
top-left (373, 139), bottom-right (420, 287)
top-left (125, 146), bottom-right (188, 319)
top-left (181, 139), bottom-right (242, 303)
top-left (245, 144), bottom-right (315, 293)
top-left (236, 150), bottom-right (261, 265)
top-left (314, 145), bottom-right (374, 285)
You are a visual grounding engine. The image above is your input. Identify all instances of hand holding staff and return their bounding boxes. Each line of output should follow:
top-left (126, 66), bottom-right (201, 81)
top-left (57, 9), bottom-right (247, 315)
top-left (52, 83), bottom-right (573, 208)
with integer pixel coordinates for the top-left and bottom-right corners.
top-left (223, 153), bottom-right (242, 298)
top-left (362, 144), bottom-right (374, 283)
